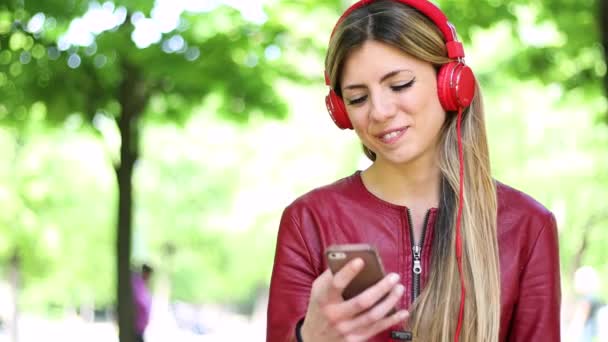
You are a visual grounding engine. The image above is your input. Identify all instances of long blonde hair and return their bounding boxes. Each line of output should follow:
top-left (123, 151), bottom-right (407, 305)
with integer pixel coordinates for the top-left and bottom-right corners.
top-left (325, 1), bottom-right (500, 341)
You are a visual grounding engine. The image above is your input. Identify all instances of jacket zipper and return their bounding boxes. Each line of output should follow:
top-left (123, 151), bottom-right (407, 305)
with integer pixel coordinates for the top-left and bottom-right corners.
top-left (407, 209), bottom-right (431, 303)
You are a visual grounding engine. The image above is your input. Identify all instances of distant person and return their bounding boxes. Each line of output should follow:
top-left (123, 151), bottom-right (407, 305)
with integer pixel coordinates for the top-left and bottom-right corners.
top-left (567, 265), bottom-right (604, 341)
top-left (132, 263), bottom-right (154, 342)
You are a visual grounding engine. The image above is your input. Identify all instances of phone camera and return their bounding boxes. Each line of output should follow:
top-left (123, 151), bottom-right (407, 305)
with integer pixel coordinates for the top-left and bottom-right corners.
top-left (329, 252), bottom-right (346, 259)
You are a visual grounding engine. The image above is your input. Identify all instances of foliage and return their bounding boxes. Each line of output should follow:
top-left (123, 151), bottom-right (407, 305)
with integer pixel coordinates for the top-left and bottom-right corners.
top-left (0, 2), bottom-right (293, 126)
top-left (0, 123), bottom-right (115, 310)
top-left (440, 0), bottom-right (605, 99)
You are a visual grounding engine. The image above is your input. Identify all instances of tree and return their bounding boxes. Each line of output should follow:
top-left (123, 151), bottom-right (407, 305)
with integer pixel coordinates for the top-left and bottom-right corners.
top-left (0, 0), bottom-right (320, 340)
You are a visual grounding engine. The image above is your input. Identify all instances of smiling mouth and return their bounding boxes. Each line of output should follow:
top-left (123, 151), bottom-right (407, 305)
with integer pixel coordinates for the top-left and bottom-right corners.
top-left (378, 128), bottom-right (407, 144)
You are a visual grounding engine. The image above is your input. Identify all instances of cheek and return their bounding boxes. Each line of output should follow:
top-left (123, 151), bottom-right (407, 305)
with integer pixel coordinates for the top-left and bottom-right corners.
top-left (421, 107), bottom-right (446, 132)
top-left (409, 94), bottom-right (446, 135)
top-left (426, 111), bottom-right (447, 143)
top-left (348, 113), bottom-right (375, 144)
top-left (346, 107), bottom-right (368, 129)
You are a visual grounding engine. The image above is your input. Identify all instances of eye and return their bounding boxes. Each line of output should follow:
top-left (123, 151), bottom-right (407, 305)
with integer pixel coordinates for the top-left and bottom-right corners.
top-left (391, 78), bottom-right (415, 92)
top-left (346, 95), bottom-right (368, 106)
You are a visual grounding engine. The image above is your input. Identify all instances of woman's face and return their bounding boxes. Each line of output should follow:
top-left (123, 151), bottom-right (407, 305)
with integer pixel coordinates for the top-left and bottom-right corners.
top-left (340, 40), bottom-right (446, 168)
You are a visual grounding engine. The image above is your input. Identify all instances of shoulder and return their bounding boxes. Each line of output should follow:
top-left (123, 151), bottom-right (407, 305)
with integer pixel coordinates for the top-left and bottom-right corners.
top-left (496, 181), bottom-right (553, 218)
top-left (496, 182), bottom-right (561, 340)
top-left (495, 180), bottom-right (556, 239)
top-left (274, 172), bottom-right (364, 263)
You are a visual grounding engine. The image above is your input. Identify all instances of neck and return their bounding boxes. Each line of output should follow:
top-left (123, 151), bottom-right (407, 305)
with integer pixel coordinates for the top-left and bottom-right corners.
top-left (362, 156), bottom-right (441, 209)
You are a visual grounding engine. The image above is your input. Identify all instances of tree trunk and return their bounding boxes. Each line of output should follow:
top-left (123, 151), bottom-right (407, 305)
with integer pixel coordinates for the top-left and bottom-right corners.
top-left (116, 87), bottom-right (136, 342)
top-left (115, 61), bottom-right (148, 342)
top-left (601, 0), bottom-right (608, 123)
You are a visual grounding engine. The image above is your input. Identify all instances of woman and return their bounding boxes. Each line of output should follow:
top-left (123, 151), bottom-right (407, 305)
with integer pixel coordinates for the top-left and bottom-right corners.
top-left (267, 1), bottom-right (561, 341)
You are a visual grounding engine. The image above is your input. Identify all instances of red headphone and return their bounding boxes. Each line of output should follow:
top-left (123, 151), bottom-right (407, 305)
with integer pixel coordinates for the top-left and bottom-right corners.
top-left (325, 1), bottom-right (472, 341)
top-left (324, 0), bottom-right (476, 130)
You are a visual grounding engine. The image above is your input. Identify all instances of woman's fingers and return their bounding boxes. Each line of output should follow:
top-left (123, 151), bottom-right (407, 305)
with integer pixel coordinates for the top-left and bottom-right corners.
top-left (355, 309), bottom-right (410, 341)
top-left (305, 263), bottom-right (409, 342)
top-left (310, 268), bottom-right (334, 298)
top-left (326, 271), bottom-right (401, 320)
top-left (313, 259), bottom-right (364, 304)
top-left (329, 258), bottom-right (365, 294)
top-left (333, 283), bottom-right (405, 334)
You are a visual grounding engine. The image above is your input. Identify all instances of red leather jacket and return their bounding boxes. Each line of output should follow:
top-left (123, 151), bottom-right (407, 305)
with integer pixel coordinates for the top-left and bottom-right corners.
top-left (267, 171), bottom-right (561, 341)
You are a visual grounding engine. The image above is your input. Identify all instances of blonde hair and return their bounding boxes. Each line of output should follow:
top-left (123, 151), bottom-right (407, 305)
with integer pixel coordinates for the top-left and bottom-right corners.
top-left (325, 1), bottom-right (500, 341)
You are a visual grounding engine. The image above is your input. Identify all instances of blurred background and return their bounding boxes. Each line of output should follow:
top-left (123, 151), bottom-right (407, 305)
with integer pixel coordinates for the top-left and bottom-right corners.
top-left (0, 0), bottom-right (607, 341)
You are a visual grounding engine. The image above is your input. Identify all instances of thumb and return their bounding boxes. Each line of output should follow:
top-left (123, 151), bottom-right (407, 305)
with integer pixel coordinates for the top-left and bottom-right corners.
top-left (311, 268), bottom-right (335, 302)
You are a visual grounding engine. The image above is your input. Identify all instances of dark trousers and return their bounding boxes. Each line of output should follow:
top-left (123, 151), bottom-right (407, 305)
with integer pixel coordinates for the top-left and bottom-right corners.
top-left (135, 333), bottom-right (144, 342)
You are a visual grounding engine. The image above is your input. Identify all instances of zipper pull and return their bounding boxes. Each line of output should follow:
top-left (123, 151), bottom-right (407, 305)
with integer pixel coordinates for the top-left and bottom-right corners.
top-left (413, 245), bottom-right (422, 274)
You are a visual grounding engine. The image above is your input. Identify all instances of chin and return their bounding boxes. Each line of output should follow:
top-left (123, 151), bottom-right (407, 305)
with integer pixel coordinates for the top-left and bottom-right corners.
top-left (377, 150), bottom-right (419, 166)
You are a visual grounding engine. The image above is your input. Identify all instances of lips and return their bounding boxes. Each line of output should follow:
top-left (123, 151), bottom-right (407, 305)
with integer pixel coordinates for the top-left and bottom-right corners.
top-left (377, 127), bottom-right (408, 144)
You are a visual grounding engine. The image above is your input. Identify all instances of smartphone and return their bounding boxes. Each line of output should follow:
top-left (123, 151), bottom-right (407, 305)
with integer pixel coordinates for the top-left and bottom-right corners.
top-left (325, 243), bottom-right (388, 301)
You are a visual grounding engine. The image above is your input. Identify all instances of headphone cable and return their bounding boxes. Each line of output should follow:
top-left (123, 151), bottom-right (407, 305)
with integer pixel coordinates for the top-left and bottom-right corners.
top-left (454, 107), bottom-right (466, 342)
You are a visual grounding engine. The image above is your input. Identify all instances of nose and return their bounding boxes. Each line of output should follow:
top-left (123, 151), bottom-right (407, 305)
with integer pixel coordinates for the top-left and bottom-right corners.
top-left (369, 90), bottom-right (396, 122)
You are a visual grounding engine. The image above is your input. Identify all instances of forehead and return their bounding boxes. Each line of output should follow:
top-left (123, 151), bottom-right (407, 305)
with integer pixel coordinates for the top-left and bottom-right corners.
top-left (341, 40), bottom-right (429, 84)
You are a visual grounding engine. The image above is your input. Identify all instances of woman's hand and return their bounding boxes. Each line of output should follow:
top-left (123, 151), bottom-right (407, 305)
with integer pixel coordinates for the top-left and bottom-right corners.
top-left (300, 258), bottom-right (409, 342)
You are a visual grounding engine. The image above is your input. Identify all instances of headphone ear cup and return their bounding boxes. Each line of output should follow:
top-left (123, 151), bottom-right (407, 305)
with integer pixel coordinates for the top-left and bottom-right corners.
top-left (325, 89), bottom-right (353, 129)
top-left (437, 63), bottom-right (458, 111)
top-left (437, 62), bottom-right (476, 111)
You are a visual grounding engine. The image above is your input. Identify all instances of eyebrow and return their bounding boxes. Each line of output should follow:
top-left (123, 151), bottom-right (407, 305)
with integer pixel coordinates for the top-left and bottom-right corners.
top-left (342, 69), bottom-right (412, 91)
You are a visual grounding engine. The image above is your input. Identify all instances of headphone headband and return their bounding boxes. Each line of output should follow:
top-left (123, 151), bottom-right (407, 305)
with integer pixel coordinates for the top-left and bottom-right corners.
top-left (330, 0), bottom-right (465, 59)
